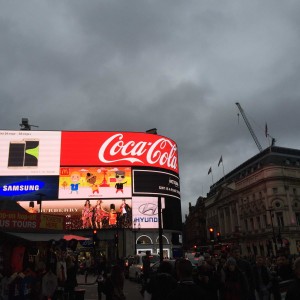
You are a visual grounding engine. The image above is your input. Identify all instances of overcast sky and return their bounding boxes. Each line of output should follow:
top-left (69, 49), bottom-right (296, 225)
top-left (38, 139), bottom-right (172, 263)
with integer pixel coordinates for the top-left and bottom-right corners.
top-left (1, 0), bottom-right (300, 219)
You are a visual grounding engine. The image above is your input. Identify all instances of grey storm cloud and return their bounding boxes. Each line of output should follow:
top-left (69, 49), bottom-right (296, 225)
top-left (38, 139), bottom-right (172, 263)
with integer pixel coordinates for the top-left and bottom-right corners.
top-left (1, 0), bottom-right (300, 218)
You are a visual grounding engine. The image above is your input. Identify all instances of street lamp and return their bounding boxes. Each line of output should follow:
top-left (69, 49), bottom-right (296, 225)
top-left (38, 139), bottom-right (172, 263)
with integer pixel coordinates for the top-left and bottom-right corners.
top-left (266, 209), bottom-right (278, 255)
top-left (132, 222), bottom-right (141, 254)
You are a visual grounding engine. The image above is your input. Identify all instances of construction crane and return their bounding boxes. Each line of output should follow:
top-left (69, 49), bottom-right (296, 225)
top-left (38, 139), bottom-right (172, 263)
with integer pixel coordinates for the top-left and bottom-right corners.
top-left (235, 102), bottom-right (263, 152)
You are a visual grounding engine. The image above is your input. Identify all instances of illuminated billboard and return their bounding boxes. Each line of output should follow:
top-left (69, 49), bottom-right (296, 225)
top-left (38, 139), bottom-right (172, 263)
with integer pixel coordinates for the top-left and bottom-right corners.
top-left (60, 132), bottom-right (179, 174)
top-left (18, 199), bottom-right (132, 230)
top-left (0, 176), bottom-right (59, 200)
top-left (0, 131), bottom-right (61, 176)
top-left (0, 130), bottom-right (181, 230)
top-left (58, 167), bottom-right (132, 199)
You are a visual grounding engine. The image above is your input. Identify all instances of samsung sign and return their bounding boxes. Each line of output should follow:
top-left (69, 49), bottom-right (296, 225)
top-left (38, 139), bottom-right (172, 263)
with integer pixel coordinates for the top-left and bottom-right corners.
top-left (0, 180), bottom-right (44, 196)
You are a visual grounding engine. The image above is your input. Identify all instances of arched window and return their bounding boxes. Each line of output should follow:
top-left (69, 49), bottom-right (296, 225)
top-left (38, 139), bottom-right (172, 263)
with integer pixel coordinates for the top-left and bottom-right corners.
top-left (155, 235), bottom-right (169, 244)
top-left (137, 235), bottom-right (153, 245)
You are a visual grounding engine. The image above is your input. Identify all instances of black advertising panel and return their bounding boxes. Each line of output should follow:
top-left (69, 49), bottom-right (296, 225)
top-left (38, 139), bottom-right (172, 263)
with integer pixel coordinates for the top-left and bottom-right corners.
top-left (132, 169), bottom-right (180, 199)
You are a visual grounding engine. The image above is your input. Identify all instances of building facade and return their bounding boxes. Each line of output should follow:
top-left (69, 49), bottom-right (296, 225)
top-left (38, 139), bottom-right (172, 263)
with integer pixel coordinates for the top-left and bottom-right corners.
top-left (185, 146), bottom-right (300, 256)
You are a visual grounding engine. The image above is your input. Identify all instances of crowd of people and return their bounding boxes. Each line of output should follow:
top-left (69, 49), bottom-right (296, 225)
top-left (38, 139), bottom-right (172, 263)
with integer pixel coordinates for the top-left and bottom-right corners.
top-left (139, 247), bottom-right (300, 300)
top-left (0, 241), bottom-right (80, 300)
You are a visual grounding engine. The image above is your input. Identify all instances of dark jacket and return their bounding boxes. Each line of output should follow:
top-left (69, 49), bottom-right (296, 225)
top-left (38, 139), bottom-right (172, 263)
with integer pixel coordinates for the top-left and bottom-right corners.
top-left (285, 278), bottom-right (300, 300)
top-left (146, 272), bottom-right (177, 300)
top-left (167, 279), bottom-right (208, 300)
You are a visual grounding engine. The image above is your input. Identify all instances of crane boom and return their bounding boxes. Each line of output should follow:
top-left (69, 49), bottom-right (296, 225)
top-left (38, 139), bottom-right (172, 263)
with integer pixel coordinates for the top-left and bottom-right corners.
top-left (235, 102), bottom-right (263, 152)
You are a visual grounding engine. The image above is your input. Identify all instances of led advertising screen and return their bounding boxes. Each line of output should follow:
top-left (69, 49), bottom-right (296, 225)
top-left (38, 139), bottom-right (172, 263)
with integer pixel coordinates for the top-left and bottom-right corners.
top-left (0, 130), bottom-right (181, 230)
top-left (131, 196), bottom-right (165, 229)
top-left (132, 169), bottom-right (180, 199)
top-left (59, 167), bottom-right (132, 199)
top-left (0, 176), bottom-right (59, 201)
top-left (60, 131), bottom-right (179, 174)
top-left (0, 131), bottom-right (61, 176)
top-left (18, 199), bottom-right (132, 230)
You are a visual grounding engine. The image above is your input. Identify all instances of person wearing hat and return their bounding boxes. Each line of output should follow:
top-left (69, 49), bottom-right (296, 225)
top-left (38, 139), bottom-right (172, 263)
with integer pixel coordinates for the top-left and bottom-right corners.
top-left (285, 257), bottom-right (300, 300)
top-left (219, 257), bottom-right (249, 300)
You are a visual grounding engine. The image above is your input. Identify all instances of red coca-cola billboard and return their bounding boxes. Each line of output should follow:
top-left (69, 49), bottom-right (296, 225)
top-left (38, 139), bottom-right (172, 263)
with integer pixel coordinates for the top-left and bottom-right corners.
top-left (60, 132), bottom-right (179, 174)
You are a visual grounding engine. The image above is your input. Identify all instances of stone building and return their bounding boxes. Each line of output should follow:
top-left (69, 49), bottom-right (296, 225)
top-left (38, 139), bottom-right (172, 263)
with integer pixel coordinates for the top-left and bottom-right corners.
top-left (185, 146), bottom-right (300, 256)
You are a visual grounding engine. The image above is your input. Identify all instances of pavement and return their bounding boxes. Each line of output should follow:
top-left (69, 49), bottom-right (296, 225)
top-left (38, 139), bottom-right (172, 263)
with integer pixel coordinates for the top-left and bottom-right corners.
top-left (76, 273), bottom-right (143, 300)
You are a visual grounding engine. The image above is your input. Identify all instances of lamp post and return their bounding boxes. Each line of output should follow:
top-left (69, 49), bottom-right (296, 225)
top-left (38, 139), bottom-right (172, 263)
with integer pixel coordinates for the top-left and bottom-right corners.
top-left (132, 222), bottom-right (140, 254)
top-left (266, 209), bottom-right (278, 255)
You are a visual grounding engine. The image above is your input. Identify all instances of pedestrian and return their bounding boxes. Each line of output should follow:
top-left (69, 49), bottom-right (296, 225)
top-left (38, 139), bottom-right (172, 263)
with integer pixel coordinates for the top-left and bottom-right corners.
top-left (230, 246), bottom-right (255, 300)
top-left (65, 255), bottom-right (78, 299)
top-left (196, 260), bottom-right (219, 300)
top-left (285, 257), bottom-right (300, 300)
top-left (103, 265), bottom-right (126, 300)
top-left (252, 255), bottom-right (272, 300)
top-left (145, 260), bottom-right (177, 300)
top-left (140, 251), bottom-right (151, 296)
top-left (167, 259), bottom-right (208, 300)
top-left (220, 257), bottom-right (249, 300)
top-left (271, 254), bottom-right (294, 300)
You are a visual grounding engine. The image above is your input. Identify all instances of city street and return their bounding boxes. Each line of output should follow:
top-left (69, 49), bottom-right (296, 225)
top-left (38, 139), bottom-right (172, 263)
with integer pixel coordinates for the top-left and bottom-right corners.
top-left (76, 274), bottom-right (143, 300)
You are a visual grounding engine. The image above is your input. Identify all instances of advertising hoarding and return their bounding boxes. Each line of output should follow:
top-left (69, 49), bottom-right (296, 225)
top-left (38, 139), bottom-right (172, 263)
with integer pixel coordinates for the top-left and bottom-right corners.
top-left (132, 169), bottom-right (180, 199)
top-left (60, 132), bottom-right (179, 174)
top-left (18, 199), bottom-right (132, 230)
top-left (0, 176), bottom-right (59, 200)
top-left (59, 167), bottom-right (132, 199)
top-left (0, 131), bottom-right (61, 176)
top-left (0, 130), bottom-right (181, 230)
top-left (0, 210), bottom-right (65, 231)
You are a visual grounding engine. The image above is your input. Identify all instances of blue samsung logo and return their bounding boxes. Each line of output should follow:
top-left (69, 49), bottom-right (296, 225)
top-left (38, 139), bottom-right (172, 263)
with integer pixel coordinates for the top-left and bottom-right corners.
top-left (0, 180), bottom-right (45, 196)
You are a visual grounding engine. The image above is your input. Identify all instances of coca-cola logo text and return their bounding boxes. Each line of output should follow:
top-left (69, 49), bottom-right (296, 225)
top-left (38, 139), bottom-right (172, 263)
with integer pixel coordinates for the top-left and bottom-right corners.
top-left (98, 134), bottom-right (178, 170)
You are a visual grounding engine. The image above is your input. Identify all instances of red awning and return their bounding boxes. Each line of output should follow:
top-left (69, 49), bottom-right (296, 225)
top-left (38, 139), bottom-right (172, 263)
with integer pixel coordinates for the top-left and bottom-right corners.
top-left (63, 234), bottom-right (90, 241)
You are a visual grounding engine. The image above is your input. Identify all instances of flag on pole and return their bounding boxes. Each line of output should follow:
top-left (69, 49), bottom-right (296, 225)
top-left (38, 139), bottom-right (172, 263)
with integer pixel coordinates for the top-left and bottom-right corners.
top-left (265, 123), bottom-right (268, 138)
top-left (208, 167), bottom-right (212, 175)
top-left (218, 156), bottom-right (223, 167)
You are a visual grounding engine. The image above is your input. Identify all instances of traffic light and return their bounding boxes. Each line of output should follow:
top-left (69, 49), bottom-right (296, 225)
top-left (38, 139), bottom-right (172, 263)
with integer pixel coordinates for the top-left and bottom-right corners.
top-left (93, 229), bottom-right (98, 245)
top-left (114, 233), bottom-right (118, 245)
top-left (216, 232), bottom-right (221, 243)
top-left (209, 228), bottom-right (215, 241)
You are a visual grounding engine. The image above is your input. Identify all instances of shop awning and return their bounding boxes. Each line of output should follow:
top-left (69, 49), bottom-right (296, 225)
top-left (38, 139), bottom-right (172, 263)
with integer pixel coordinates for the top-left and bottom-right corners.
top-left (6, 232), bottom-right (90, 242)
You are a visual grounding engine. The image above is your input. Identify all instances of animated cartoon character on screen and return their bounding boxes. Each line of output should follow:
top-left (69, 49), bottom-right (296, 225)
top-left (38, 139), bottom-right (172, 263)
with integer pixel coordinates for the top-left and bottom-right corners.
top-left (115, 170), bottom-right (127, 193)
top-left (70, 171), bottom-right (81, 194)
top-left (86, 172), bottom-right (100, 194)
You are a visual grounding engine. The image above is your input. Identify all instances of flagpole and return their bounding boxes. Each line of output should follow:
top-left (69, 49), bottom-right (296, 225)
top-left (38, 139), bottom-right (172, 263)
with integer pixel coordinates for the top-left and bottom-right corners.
top-left (221, 160), bottom-right (225, 178)
top-left (208, 167), bottom-right (214, 184)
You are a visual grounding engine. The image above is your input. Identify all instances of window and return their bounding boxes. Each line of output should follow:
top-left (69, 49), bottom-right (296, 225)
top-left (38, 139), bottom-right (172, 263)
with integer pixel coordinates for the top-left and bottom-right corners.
top-left (295, 213), bottom-right (300, 226)
top-left (273, 188), bottom-right (278, 194)
top-left (276, 212), bottom-right (284, 227)
top-left (293, 188), bottom-right (297, 195)
top-left (263, 214), bottom-right (267, 227)
top-left (256, 216), bottom-right (261, 229)
top-left (250, 218), bottom-right (254, 231)
top-left (244, 219), bottom-right (248, 231)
